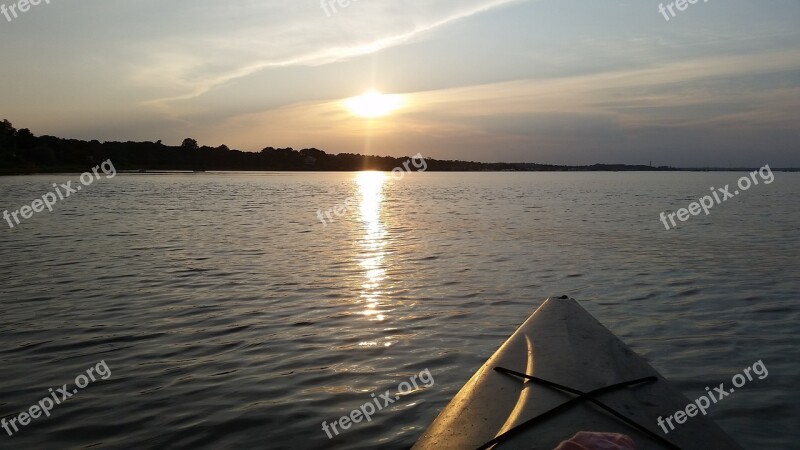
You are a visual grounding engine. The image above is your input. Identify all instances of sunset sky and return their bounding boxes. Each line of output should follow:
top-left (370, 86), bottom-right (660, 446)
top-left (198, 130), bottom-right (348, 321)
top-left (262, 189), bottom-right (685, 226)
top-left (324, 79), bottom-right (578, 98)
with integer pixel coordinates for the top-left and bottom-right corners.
top-left (1, 0), bottom-right (798, 166)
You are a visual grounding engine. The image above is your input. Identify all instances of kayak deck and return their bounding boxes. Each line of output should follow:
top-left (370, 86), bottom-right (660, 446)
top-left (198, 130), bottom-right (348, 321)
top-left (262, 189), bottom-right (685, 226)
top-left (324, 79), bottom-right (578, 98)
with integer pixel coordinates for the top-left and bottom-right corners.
top-left (412, 297), bottom-right (742, 450)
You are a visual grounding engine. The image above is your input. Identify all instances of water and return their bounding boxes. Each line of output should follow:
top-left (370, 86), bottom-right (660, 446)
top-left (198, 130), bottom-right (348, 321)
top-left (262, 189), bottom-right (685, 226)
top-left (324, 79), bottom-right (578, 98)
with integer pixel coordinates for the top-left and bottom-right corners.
top-left (0, 172), bottom-right (797, 449)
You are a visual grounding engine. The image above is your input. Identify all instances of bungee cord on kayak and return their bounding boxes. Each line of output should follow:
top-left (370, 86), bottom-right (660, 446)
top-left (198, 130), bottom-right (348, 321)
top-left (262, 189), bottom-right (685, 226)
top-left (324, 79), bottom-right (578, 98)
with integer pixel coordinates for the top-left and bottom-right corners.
top-left (474, 367), bottom-right (681, 450)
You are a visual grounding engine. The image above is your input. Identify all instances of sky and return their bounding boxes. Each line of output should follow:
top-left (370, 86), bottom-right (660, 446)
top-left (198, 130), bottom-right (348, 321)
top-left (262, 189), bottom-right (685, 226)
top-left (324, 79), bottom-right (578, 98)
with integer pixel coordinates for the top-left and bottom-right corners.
top-left (0, 0), bottom-right (799, 167)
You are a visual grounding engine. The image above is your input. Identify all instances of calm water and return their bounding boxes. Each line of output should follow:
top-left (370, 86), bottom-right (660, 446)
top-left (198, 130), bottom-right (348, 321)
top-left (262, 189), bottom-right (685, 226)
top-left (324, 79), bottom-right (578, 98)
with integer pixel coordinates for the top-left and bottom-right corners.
top-left (0, 172), bottom-right (797, 449)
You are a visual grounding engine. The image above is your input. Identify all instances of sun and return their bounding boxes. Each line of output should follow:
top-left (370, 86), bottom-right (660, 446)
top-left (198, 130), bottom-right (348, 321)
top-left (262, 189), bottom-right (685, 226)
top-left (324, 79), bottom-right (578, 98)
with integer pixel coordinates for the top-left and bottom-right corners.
top-left (344, 90), bottom-right (403, 118)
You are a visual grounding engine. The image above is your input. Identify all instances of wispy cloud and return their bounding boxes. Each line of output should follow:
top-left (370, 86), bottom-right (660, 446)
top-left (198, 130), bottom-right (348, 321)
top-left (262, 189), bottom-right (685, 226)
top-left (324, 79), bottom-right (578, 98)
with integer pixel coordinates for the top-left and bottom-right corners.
top-left (137, 0), bottom-right (527, 108)
top-left (193, 48), bottom-right (800, 165)
top-left (2, 0), bottom-right (798, 165)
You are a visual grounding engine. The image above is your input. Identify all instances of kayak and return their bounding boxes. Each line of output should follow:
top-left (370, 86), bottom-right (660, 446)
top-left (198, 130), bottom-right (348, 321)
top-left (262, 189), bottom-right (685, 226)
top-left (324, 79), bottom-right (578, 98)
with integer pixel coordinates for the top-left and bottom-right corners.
top-left (412, 297), bottom-right (743, 450)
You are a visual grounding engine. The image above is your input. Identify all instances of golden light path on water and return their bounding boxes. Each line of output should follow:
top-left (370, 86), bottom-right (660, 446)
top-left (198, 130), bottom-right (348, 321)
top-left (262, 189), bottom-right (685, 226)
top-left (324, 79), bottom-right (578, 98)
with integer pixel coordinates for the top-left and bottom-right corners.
top-left (355, 172), bottom-right (392, 347)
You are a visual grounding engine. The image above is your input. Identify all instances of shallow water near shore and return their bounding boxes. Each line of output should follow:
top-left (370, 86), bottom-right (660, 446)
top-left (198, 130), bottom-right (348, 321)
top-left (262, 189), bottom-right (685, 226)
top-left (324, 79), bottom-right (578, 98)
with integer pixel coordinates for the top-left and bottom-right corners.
top-left (0, 172), bottom-right (797, 449)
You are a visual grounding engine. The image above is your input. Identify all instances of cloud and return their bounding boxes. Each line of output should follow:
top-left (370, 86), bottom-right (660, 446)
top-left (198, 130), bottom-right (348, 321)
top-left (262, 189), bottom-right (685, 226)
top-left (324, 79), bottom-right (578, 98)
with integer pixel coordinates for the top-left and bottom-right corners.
top-left (2, 0), bottom-right (797, 165)
top-left (134, 0), bottom-right (527, 108)
top-left (190, 48), bottom-right (800, 165)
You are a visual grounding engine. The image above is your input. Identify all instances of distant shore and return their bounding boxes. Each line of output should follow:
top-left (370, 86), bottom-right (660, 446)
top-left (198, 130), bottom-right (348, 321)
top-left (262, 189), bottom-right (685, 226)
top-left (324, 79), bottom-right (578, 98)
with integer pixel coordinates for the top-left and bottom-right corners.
top-left (4, 167), bottom-right (799, 176)
top-left (1, 119), bottom-right (797, 175)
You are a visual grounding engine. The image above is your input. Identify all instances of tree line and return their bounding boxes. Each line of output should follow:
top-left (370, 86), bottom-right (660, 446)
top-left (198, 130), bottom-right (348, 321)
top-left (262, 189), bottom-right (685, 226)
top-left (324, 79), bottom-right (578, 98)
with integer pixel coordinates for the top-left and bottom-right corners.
top-left (0, 119), bottom-right (671, 174)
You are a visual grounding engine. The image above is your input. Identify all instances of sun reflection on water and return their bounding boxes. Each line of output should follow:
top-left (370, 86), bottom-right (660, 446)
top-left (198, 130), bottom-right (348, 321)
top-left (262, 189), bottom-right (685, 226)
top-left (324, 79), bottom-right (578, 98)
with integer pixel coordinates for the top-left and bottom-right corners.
top-left (356, 172), bottom-right (388, 325)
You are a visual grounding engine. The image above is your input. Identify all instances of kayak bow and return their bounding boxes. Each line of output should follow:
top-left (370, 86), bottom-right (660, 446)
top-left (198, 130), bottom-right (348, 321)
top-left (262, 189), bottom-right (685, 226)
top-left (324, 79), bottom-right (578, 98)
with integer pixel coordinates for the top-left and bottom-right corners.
top-left (412, 297), bottom-right (743, 450)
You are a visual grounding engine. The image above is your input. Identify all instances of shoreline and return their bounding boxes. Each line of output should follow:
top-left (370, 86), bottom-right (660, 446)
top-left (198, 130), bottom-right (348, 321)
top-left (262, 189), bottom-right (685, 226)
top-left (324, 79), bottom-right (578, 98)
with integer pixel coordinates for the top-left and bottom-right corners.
top-left (2, 168), bottom-right (799, 176)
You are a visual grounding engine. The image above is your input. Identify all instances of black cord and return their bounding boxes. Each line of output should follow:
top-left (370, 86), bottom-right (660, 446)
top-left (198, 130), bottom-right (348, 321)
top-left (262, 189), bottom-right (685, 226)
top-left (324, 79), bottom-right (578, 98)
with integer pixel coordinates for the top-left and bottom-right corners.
top-left (474, 367), bottom-right (681, 450)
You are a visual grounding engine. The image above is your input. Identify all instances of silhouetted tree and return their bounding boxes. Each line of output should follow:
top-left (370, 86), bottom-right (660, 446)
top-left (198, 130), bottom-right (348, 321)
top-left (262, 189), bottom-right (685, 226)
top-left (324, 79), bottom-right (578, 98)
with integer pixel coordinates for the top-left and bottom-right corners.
top-left (300, 148), bottom-right (326, 159)
top-left (181, 138), bottom-right (198, 150)
top-left (0, 119), bottom-right (16, 152)
top-left (15, 128), bottom-right (36, 149)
